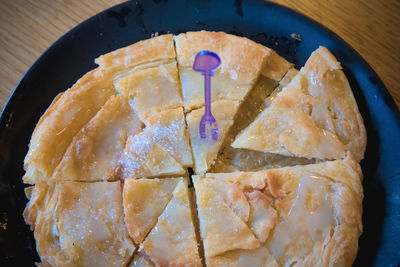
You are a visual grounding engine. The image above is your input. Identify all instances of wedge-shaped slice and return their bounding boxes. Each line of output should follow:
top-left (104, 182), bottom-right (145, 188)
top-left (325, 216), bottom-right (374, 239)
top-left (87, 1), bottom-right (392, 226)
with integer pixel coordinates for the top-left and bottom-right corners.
top-left (95, 34), bottom-right (176, 73)
top-left (119, 131), bottom-right (185, 179)
top-left (233, 73), bottom-right (348, 160)
top-left (53, 95), bottom-right (143, 182)
top-left (301, 46), bottom-right (366, 161)
top-left (23, 68), bottom-right (116, 184)
top-left (144, 107), bottom-right (193, 167)
top-left (175, 31), bottom-right (275, 110)
top-left (114, 62), bottom-right (183, 120)
top-left (187, 100), bottom-right (240, 174)
top-left (233, 47), bottom-right (366, 161)
top-left (193, 175), bottom-right (260, 261)
top-left (123, 177), bottom-right (181, 243)
top-left (24, 35), bottom-right (176, 185)
top-left (141, 179), bottom-right (201, 266)
top-left (24, 181), bottom-right (135, 266)
top-left (201, 154), bottom-right (363, 266)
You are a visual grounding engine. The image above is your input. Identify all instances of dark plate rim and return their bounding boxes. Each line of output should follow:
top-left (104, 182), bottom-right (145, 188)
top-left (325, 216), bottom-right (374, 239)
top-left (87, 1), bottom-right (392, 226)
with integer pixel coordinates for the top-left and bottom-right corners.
top-left (0, 0), bottom-right (400, 123)
top-left (1, 0), bottom-right (399, 123)
top-left (0, 0), bottom-right (399, 266)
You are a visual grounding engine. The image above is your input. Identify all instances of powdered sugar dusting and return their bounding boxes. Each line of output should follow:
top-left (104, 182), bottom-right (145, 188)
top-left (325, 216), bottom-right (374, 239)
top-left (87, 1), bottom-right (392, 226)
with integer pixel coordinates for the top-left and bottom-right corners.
top-left (149, 119), bottom-right (183, 157)
top-left (119, 132), bottom-right (155, 178)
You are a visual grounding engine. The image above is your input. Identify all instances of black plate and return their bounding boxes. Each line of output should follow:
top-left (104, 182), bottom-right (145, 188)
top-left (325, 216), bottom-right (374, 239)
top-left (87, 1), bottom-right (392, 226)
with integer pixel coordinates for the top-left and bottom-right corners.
top-left (0, 0), bottom-right (399, 266)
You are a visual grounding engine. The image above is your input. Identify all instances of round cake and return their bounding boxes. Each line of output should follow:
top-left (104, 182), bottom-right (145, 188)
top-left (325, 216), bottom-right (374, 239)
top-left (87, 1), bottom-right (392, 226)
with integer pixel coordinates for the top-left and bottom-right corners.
top-left (23, 31), bottom-right (366, 267)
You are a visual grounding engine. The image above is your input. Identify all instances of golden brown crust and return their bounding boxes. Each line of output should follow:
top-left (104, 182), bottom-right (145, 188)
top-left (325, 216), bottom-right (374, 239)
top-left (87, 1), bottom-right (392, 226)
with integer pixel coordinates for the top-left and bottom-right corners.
top-left (233, 74), bottom-right (348, 160)
top-left (175, 31), bottom-right (277, 111)
top-left (23, 68), bottom-right (116, 184)
top-left (206, 171), bottom-right (267, 190)
top-left (207, 246), bottom-right (279, 267)
top-left (303, 46), bottom-right (341, 74)
top-left (193, 176), bottom-right (260, 258)
top-left (140, 179), bottom-right (202, 266)
top-left (144, 107), bottom-right (193, 167)
top-left (119, 131), bottom-right (186, 179)
top-left (279, 68), bottom-right (299, 87)
top-left (114, 62), bottom-right (183, 120)
top-left (23, 183), bottom-right (54, 230)
top-left (52, 95), bottom-right (143, 182)
top-left (175, 31), bottom-right (271, 84)
top-left (25, 181), bottom-right (135, 266)
top-left (321, 224), bottom-right (361, 266)
top-left (123, 177), bottom-right (181, 243)
top-left (200, 158), bottom-right (362, 267)
top-left (233, 46), bottom-right (366, 162)
top-left (95, 34), bottom-right (175, 72)
top-left (245, 190), bottom-right (277, 242)
top-left (261, 51), bottom-right (294, 81)
top-left (23, 32), bottom-right (365, 267)
top-left (187, 100), bottom-right (240, 174)
top-left (302, 46), bottom-right (367, 161)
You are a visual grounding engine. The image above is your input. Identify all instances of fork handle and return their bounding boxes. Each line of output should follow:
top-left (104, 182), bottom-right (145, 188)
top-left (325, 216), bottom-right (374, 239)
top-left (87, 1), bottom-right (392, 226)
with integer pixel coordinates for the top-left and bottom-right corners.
top-left (203, 71), bottom-right (212, 116)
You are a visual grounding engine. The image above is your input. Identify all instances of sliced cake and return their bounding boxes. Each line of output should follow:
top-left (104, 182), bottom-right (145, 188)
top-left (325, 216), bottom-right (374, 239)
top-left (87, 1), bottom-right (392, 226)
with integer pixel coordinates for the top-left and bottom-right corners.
top-left (114, 62), bottom-right (183, 121)
top-left (233, 47), bottom-right (366, 161)
top-left (23, 68), bottom-right (116, 184)
top-left (175, 31), bottom-right (291, 111)
top-left (123, 177), bottom-right (181, 244)
top-left (144, 107), bottom-right (193, 167)
top-left (53, 95), bottom-right (143, 182)
top-left (140, 179), bottom-right (201, 266)
top-left (186, 100), bottom-right (240, 174)
top-left (194, 154), bottom-right (363, 266)
top-left (23, 181), bottom-right (135, 266)
top-left (23, 34), bottom-right (178, 185)
top-left (119, 131), bottom-right (185, 179)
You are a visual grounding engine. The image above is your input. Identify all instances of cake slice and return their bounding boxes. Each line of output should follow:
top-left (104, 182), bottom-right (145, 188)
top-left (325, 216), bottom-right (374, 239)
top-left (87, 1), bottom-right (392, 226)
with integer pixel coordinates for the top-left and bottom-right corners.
top-left (210, 70), bottom-right (314, 173)
top-left (23, 35), bottom-right (178, 185)
top-left (187, 100), bottom-right (240, 174)
top-left (23, 68), bottom-right (117, 184)
top-left (301, 47), bottom-right (367, 161)
top-left (95, 34), bottom-right (176, 73)
top-left (23, 181), bottom-right (135, 267)
top-left (140, 179), bottom-right (201, 266)
top-left (114, 62), bottom-right (183, 121)
top-left (175, 31), bottom-right (291, 111)
top-left (196, 154), bottom-right (363, 266)
top-left (119, 131), bottom-right (185, 179)
top-left (53, 95), bottom-right (143, 182)
top-left (193, 175), bottom-right (260, 262)
top-left (144, 107), bottom-right (193, 167)
top-left (123, 177), bottom-right (181, 243)
top-left (233, 47), bottom-right (366, 161)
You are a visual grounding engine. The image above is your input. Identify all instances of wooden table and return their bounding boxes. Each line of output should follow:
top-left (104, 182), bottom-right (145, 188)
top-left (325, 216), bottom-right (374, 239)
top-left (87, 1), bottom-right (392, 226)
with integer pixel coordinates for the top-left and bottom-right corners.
top-left (1, 0), bottom-right (399, 111)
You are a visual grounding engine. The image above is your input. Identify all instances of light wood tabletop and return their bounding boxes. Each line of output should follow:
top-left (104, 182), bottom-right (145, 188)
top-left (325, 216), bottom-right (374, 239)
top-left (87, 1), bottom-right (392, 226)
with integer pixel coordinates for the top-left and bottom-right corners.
top-left (1, 0), bottom-right (399, 112)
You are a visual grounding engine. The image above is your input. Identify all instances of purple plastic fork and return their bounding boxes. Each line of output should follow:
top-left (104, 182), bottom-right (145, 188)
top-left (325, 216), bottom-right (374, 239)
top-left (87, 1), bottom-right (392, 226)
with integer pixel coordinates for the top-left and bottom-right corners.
top-left (193, 51), bottom-right (221, 140)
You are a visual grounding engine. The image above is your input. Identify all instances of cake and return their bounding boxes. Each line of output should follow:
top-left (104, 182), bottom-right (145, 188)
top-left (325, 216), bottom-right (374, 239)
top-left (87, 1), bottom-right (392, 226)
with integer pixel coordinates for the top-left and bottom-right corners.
top-left (23, 31), bottom-right (366, 266)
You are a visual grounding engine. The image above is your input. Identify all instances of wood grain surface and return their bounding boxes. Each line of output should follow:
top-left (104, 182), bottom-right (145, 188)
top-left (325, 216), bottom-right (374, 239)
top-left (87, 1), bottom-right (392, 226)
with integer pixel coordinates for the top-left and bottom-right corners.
top-left (0, 0), bottom-right (399, 111)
